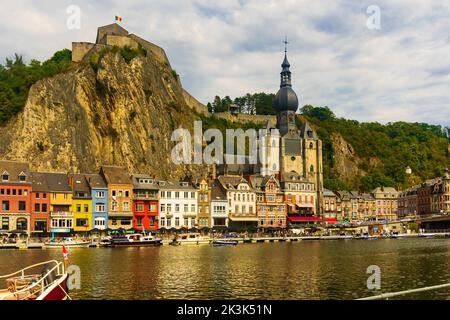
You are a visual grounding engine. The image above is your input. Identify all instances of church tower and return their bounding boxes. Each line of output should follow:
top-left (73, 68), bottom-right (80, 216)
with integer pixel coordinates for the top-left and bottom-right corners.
top-left (274, 43), bottom-right (303, 178)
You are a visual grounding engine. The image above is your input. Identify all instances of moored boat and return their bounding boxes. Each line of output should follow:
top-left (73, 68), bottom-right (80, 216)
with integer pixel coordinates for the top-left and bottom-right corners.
top-left (212, 239), bottom-right (238, 246)
top-left (45, 237), bottom-right (91, 248)
top-left (0, 260), bottom-right (69, 300)
top-left (107, 233), bottom-right (162, 247)
top-left (418, 233), bottom-right (436, 238)
top-left (175, 233), bottom-right (212, 245)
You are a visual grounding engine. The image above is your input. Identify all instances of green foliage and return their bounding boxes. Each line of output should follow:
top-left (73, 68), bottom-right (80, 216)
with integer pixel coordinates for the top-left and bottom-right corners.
top-left (208, 93), bottom-right (276, 115)
top-left (301, 105), bottom-right (450, 192)
top-left (171, 69), bottom-right (178, 80)
top-left (0, 49), bottom-right (72, 125)
top-left (90, 45), bottom-right (147, 71)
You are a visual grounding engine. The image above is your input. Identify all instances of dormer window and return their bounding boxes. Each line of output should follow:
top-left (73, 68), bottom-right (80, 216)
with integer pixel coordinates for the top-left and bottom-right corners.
top-left (2, 172), bottom-right (9, 182)
top-left (18, 172), bottom-right (27, 182)
top-left (307, 129), bottom-right (313, 138)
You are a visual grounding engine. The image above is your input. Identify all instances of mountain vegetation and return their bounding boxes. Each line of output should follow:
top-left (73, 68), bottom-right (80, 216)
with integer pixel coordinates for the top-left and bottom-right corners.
top-left (207, 93), bottom-right (276, 115)
top-left (1, 47), bottom-right (448, 190)
top-left (301, 105), bottom-right (449, 192)
top-left (0, 50), bottom-right (72, 125)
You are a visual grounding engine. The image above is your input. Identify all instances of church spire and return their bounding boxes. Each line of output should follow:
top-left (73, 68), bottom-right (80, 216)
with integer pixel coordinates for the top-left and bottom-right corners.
top-left (280, 36), bottom-right (292, 88)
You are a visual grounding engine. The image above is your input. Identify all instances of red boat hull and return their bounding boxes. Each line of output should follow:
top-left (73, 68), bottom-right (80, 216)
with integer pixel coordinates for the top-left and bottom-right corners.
top-left (40, 274), bottom-right (69, 300)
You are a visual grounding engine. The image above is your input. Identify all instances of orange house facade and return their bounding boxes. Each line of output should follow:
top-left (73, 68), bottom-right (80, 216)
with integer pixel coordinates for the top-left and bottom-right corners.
top-left (249, 175), bottom-right (286, 229)
top-left (100, 166), bottom-right (133, 230)
top-left (30, 172), bottom-right (51, 234)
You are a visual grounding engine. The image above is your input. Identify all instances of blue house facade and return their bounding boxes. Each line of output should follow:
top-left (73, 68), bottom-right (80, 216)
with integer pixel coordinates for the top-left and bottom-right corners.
top-left (86, 174), bottom-right (108, 230)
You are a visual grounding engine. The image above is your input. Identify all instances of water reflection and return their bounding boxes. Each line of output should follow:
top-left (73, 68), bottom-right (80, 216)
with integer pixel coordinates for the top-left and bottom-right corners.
top-left (0, 239), bottom-right (449, 300)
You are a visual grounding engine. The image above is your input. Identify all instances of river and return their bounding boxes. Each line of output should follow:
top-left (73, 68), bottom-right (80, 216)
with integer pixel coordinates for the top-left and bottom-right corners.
top-left (1, 238), bottom-right (449, 299)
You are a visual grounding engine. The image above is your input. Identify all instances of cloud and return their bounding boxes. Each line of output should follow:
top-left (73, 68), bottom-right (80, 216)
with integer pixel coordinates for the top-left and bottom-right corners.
top-left (0, 0), bottom-right (449, 125)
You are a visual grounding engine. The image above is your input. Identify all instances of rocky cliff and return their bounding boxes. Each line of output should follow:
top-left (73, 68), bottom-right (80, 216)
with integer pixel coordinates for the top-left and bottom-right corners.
top-left (0, 51), bottom-right (205, 179)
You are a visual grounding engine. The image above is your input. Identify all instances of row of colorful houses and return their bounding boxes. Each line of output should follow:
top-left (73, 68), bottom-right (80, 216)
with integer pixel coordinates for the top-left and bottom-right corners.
top-left (0, 160), bottom-right (327, 235)
top-left (2, 160), bottom-right (425, 236)
top-left (322, 187), bottom-right (400, 223)
top-left (398, 169), bottom-right (450, 218)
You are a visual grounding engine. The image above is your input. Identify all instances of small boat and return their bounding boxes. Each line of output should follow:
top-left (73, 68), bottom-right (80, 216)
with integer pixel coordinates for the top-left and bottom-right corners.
top-left (389, 233), bottom-right (408, 239)
top-left (107, 233), bottom-right (162, 247)
top-left (45, 237), bottom-right (91, 248)
top-left (212, 239), bottom-right (238, 246)
top-left (418, 233), bottom-right (436, 238)
top-left (175, 233), bottom-right (212, 245)
top-left (99, 236), bottom-right (112, 247)
top-left (355, 234), bottom-right (379, 240)
top-left (0, 260), bottom-right (69, 300)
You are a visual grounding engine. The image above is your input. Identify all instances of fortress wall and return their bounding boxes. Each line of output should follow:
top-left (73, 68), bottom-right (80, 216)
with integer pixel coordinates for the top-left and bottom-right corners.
top-left (105, 35), bottom-right (139, 49)
top-left (182, 89), bottom-right (209, 115)
top-left (72, 42), bottom-right (96, 62)
top-left (128, 34), bottom-right (170, 66)
top-left (213, 112), bottom-right (276, 125)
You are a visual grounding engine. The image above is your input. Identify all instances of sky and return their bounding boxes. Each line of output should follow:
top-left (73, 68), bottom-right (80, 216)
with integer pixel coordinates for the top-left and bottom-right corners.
top-left (0, 0), bottom-right (449, 126)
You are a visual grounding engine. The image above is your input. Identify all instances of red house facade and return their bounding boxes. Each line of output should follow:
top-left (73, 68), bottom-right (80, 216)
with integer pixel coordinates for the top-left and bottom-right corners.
top-left (0, 161), bottom-right (32, 234)
top-left (132, 175), bottom-right (159, 231)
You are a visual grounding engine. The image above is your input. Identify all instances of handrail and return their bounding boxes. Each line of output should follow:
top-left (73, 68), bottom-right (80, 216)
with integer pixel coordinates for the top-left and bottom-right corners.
top-left (0, 260), bottom-right (65, 300)
top-left (0, 260), bottom-right (59, 279)
top-left (357, 282), bottom-right (450, 300)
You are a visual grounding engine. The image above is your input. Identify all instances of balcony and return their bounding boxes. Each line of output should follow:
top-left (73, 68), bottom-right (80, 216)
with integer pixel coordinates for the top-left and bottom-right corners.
top-left (182, 212), bottom-right (197, 218)
top-left (50, 211), bottom-right (73, 218)
top-left (108, 211), bottom-right (133, 217)
top-left (133, 194), bottom-right (158, 201)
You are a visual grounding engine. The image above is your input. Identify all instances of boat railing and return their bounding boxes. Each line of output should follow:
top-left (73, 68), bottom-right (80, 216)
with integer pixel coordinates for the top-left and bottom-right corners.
top-left (356, 282), bottom-right (450, 300)
top-left (0, 260), bottom-right (65, 300)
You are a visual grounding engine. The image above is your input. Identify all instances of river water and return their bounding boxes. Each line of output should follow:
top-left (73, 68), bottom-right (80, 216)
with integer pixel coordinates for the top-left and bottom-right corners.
top-left (0, 238), bottom-right (449, 300)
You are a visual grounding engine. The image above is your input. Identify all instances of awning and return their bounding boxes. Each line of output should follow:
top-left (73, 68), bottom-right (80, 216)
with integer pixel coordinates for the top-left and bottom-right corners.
top-left (325, 218), bottom-right (338, 223)
top-left (288, 216), bottom-right (322, 222)
top-left (229, 216), bottom-right (259, 222)
top-left (296, 203), bottom-right (315, 208)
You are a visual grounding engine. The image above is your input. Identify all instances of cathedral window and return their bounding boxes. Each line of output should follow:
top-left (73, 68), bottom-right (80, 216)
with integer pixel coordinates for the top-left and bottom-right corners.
top-left (310, 165), bottom-right (314, 173)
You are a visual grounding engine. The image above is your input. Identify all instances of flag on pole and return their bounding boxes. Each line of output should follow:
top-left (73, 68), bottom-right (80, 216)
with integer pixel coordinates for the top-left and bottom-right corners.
top-left (62, 244), bottom-right (69, 260)
top-left (115, 15), bottom-right (123, 22)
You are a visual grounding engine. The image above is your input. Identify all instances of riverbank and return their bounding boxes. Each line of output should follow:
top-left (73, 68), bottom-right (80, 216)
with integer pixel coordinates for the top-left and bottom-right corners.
top-left (1, 232), bottom-right (449, 250)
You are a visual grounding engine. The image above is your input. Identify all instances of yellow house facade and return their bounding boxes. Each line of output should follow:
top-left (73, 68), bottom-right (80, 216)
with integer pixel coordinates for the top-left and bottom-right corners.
top-left (69, 174), bottom-right (93, 232)
top-left (46, 173), bottom-right (74, 234)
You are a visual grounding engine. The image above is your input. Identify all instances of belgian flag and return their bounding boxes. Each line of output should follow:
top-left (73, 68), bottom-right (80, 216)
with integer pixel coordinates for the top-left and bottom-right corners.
top-left (115, 16), bottom-right (123, 22)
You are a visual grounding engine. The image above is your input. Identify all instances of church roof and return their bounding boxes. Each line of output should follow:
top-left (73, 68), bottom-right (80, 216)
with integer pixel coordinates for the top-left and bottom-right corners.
top-left (299, 122), bottom-right (318, 140)
top-left (274, 86), bottom-right (299, 112)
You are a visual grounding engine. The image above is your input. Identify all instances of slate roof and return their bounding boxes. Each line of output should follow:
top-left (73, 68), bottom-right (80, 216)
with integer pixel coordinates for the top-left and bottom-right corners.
top-left (0, 160), bottom-right (30, 184)
top-left (85, 173), bottom-right (107, 189)
top-left (100, 166), bottom-right (131, 185)
top-left (132, 174), bottom-right (159, 190)
top-left (43, 173), bottom-right (72, 193)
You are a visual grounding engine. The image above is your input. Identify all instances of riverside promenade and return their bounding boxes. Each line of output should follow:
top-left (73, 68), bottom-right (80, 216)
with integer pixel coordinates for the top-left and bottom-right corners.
top-left (1, 233), bottom-right (449, 249)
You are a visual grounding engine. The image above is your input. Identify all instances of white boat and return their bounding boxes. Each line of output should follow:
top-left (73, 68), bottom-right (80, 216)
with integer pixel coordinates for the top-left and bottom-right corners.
top-left (418, 233), bottom-right (436, 238)
top-left (174, 233), bottom-right (212, 245)
top-left (212, 239), bottom-right (238, 246)
top-left (45, 237), bottom-right (91, 248)
top-left (106, 233), bottom-right (162, 247)
top-left (0, 260), bottom-right (69, 300)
